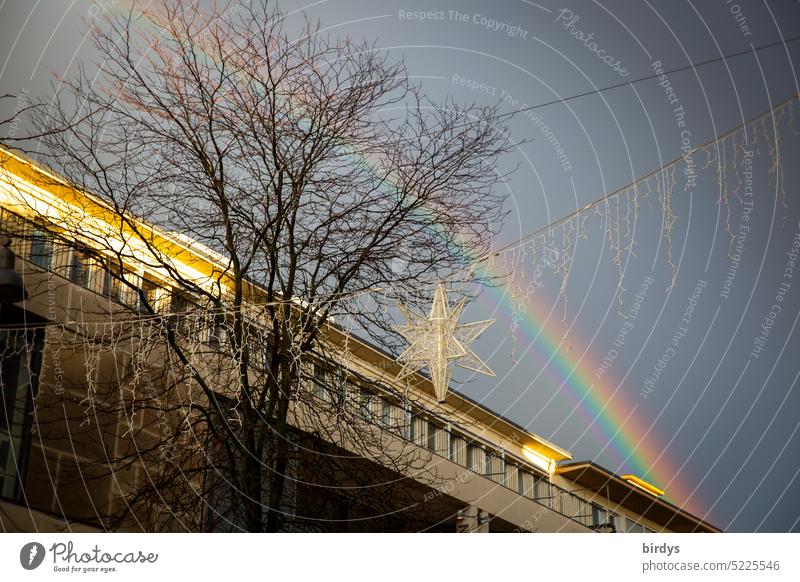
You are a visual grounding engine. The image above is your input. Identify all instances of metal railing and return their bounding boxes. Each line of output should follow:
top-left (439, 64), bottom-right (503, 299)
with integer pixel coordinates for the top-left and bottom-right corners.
top-left (530, 481), bottom-right (595, 528)
top-left (304, 377), bottom-right (599, 530)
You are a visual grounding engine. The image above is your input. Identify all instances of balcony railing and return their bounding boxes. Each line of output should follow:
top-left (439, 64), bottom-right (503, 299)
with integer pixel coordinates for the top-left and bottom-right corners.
top-left (303, 371), bottom-right (599, 531)
top-left (429, 426), bottom-right (597, 530)
top-left (530, 481), bottom-right (595, 527)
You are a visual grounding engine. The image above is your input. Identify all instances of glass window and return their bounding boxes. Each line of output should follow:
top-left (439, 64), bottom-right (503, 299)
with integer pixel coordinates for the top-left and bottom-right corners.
top-left (534, 475), bottom-right (551, 502)
top-left (469, 445), bottom-right (487, 474)
top-left (171, 292), bottom-right (199, 338)
top-left (626, 517), bottom-right (645, 533)
top-left (409, 413), bottom-right (427, 446)
top-left (449, 434), bottom-right (467, 465)
top-left (592, 504), bottom-right (609, 528)
top-left (207, 313), bottom-right (226, 348)
top-left (101, 264), bottom-right (135, 305)
top-left (68, 248), bottom-right (90, 287)
top-left (344, 381), bottom-right (359, 412)
top-left (171, 292), bottom-right (190, 314)
top-left (312, 363), bottom-right (327, 401)
top-left (380, 399), bottom-right (392, 428)
top-left (483, 453), bottom-right (504, 483)
top-left (137, 278), bottom-right (159, 313)
top-left (28, 228), bottom-right (53, 269)
top-left (505, 463), bottom-right (518, 491)
top-left (359, 388), bottom-right (373, 421)
top-left (203, 399), bottom-right (249, 532)
top-left (426, 421), bottom-right (437, 453)
top-left (101, 268), bottom-right (113, 298)
top-left (0, 209), bottom-right (27, 242)
top-left (327, 369), bottom-right (346, 406)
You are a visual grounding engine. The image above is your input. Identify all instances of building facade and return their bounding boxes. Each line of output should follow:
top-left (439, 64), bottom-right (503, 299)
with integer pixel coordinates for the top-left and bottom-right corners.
top-left (0, 146), bottom-right (719, 533)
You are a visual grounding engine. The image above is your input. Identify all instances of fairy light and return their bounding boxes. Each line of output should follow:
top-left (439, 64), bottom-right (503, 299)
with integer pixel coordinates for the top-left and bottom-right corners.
top-left (394, 282), bottom-right (495, 402)
top-left (455, 93), bottom-right (798, 340)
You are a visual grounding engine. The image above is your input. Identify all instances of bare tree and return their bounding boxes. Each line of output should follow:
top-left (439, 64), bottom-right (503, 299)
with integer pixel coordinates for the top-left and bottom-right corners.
top-left (1, 92), bottom-right (33, 142)
top-left (23, 0), bottom-right (514, 532)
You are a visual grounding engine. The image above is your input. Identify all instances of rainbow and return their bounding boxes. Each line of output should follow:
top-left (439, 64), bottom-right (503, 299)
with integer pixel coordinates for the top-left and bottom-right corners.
top-left (98, 0), bottom-right (707, 520)
top-left (478, 266), bottom-right (705, 518)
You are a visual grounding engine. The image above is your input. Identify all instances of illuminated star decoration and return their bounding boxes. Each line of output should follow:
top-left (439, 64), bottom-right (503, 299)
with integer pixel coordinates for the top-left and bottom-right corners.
top-left (395, 283), bottom-right (495, 402)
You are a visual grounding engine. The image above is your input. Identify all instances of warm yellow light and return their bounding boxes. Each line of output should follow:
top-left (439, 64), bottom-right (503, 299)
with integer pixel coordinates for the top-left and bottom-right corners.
top-left (621, 474), bottom-right (665, 497)
top-left (522, 447), bottom-right (555, 474)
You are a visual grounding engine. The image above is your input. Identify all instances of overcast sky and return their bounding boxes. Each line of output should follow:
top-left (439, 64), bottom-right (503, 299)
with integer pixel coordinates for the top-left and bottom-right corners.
top-left (2, 0), bottom-right (800, 532)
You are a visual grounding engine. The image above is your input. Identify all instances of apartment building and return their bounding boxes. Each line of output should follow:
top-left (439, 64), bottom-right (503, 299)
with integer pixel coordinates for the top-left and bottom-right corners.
top-left (0, 145), bottom-right (719, 533)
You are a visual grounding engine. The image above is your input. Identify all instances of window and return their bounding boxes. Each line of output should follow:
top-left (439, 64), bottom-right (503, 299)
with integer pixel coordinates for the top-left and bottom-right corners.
top-left (68, 248), bottom-right (90, 287)
top-left (171, 292), bottom-right (190, 314)
top-left (170, 292), bottom-right (199, 338)
top-left (344, 380), bottom-right (359, 412)
top-left (137, 278), bottom-right (159, 313)
top-left (505, 463), bottom-right (519, 491)
top-left (312, 363), bottom-right (327, 401)
top-left (483, 452), bottom-right (505, 483)
top-left (380, 398), bottom-right (392, 428)
top-left (0, 209), bottom-right (27, 243)
top-left (449, 434), bottom-right (467, 465)
top-left (625, 517), bottom-right (645, 533)
top-left (101, 264), bottom-right (137, 305)
top-left (466, 444), bottom-right (475, 471)
top-left (409, 413), bottom-right (425, 446)
top-left (0, 327), bottom-right (44, 501)
top-left (533, 474), bottom-right (551, 502)
top-left (426, 421), bottom-right (438, 453)
top-left (359, 388), bottom-right (373, 421)
top-left (592, 504), bottom-right (610, 528)
top-left (248, 337), bottom-right (265, 370)
top-left (28, 228), bottom-right (53, 269)
top-left (203, 398), bottom-right (250, 532)
top-left (497, 456), bottom-right (506, 484)
top-left (207, 313), bottom-right (226, 348)
top-left (326, 369), bottom-right (347, 407)
top-left (518, 469), bottom-right (528, 496)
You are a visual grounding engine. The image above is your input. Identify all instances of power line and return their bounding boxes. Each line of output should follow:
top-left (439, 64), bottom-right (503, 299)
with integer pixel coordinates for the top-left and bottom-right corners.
top-left (467, 35), bottom-right (800, 264)
top-left (471, 35), bottom-right (800, 263)
top-left (505, 34), bottom-right (800, 118)
top-left (475, 90), bottom-right (799, 264)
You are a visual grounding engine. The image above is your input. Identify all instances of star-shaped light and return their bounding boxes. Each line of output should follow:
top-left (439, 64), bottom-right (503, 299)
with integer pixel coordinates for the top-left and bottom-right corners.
top-left (395, 283), bottom-right (495, 401)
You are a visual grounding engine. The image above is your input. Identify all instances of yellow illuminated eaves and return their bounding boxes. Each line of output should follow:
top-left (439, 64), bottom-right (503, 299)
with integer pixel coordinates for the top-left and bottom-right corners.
top-left (522, 446), bottom-right (558, 474)
top-left (621, 474), bottom-right (665, 497)
top-left (0, 146), bottom-right (241, 296)
top-left (523, 432), bottom-right (572, 464)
